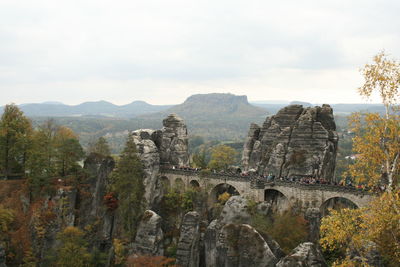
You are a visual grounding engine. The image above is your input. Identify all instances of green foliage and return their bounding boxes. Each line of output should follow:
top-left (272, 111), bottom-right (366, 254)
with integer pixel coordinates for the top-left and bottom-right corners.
top-left (192, 149), bottom-right (208, 169)
top-left (87, 137), bottom-right (111, 157)
top-left (208, 145), bottom-right (237, 171)
top-left (110, 133), bottom-right (145, 240)
top-left (250, 210), bottom-right (308, 254)
top-left (0, 205), bottom-right (14, 237)
top-left (55, 226), bottom-right (91, 267)
top-left (0, 104), bottom-right (32, 177)
top-left (162, 187), bottom-right (200, 215)
top-left (54, 126), bottom-right (85, 177)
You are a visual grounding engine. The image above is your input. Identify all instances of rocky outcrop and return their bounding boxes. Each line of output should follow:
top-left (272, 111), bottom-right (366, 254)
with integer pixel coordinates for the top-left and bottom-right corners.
top-left (176, 211), bottom-right (201, 267)
top-left (205, 196), bottom-right (283, 267)
top-left (276, 242), bottom-right (327, 267)
top-left (305, 208), bottom-right (322, 243)
top-left (80, 153), bottom-right (115, 248)
top-left (132, 210), bottom-right (164, 256)
top-left (131, 114), bottom-right (189, 207)
top-left (242, 104), bottom-right (338, 181)
top-left (131, 130), bottom-right (161, 206)
top-left (159, 114), bottom-right (189, 166)
top-left (216, 224), bottom-right (278, 267)
top-left (219, 196), bottom-right (251, 225)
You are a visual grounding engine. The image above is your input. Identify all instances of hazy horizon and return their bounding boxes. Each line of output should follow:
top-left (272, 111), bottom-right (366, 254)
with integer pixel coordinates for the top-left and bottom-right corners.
top-left (1, 0), bottom-right (399, 106)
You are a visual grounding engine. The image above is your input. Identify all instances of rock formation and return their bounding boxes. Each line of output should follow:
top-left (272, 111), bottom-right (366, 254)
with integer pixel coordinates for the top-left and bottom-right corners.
top-left (205, 196), bottom-right (283, 267)
top-left (131, 114), bottom-right (189, 206)
top-left (158, 114), bottom-right (189, 166)
top-left (176, 211), bottom-right (201, 267)
top-left (132, 210), bottom-right (164, 256)
top-left (242, 104), bottom-right (338, 181)
top-left (276, 242), bottom-right (328, 267)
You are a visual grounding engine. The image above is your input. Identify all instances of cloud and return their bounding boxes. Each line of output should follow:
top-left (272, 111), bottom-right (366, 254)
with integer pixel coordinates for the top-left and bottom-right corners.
top-left (0, 0), bottom-right (399, 105)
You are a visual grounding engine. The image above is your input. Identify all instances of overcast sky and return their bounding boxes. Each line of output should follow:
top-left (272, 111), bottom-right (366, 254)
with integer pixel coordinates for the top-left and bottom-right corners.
top-left (0, 0), bottom-right (399, 105)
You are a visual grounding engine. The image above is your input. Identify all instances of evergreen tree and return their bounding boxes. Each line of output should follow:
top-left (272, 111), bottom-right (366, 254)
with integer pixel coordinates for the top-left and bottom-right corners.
top-left (54, 126), bottom-right (84, 177)
top-left (0, 104), bottom-right (32, 178)
top-left (110, 133), bottom-right (145, 240)
top-left (55, 226), bottom-right (90, 267)
top-left (88, 136), bottom-right (111, 156)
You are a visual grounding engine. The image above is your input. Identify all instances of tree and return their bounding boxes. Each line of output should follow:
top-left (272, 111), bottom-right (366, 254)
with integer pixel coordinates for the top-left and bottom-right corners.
top-left (88, 136), bottom-right (111, 156)
top-left (0, 205), bottom-right (14, 237)
top-left (110, 133), bottom-right (145, 240)
top-left (348, 52), bottom-right (400, 191)
top-left (192, 149), bottom-right (208, 168)
top-left (55, 226), bottom-right (90, 267)
top-left (320, 191), bottom-right (400, 266)
top-left (0, 104), bottom-right (32, 178)
top-left (54, 126), bottom-right (84, 177)
top-left (208, 145), bottom-right (237, 171)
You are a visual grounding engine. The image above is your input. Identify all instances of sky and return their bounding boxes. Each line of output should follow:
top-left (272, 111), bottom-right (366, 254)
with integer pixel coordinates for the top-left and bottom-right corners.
top-left (0, 0), bottom-right (399, 105)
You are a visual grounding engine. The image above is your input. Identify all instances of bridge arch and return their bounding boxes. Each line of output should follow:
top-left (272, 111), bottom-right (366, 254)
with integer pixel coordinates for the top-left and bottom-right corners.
top-left (264, 189), bottom-right (290, 212)
top-left (189, 180), bottom-right (200, 188)
top-left (209, 183), bottom-right (240, 204)
top-left (320, 196), bottom-right (358, 216)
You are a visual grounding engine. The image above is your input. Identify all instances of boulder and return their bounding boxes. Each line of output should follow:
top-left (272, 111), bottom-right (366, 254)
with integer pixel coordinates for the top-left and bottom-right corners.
top-left (242, 104), bottom-right (338, 181)
top-left (176, 212), bottom-right (201, 267)
top-left (276, 242), bottom-right (327, 267)
top-left (205, 196), bottom-right (284, 266)
top-left (219, 196), bottom-right (251, 225)
top-left (216, 224), bottom-right (278, 267)
top-left (132, 210), bottom-right (164, 256)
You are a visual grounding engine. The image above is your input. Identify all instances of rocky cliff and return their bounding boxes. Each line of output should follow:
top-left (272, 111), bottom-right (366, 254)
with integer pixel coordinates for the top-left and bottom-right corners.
top-left (131, 113), bottom-right (189, 207)
top-left (242, 104), bottom-right (338, 181)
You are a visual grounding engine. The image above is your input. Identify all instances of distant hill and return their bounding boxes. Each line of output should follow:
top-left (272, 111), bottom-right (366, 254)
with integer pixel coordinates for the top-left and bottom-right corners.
top-left (2, 100), bottom-right (172, 118)
top-left (138, 93), bottom-right (268, 140)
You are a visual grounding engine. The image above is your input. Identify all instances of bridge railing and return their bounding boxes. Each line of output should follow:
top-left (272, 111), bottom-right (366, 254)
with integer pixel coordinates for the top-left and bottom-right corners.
top-left (160, 167), bottom-right (372, 195)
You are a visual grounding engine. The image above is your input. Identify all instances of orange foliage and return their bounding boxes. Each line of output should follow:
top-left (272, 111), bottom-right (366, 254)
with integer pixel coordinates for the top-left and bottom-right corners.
top-left (126, 255), bottom-right (178, 267)
top-left (103, 192), bottom-right (118, 211)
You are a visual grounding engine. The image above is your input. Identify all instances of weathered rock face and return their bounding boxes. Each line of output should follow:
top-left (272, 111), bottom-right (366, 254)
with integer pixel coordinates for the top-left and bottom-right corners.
top-left (242, 104), bottom-right (338, 181)
top-left (132, 210), bottom-right (164, 256)
top-left (219, 196), bottom-right (251, 225)
top-left (305, 208), bottom-right (322, 243)
top-left (205, 196), bottom-right (283, 267)
top-left (131, 130), bottom-right (161, 206)
top-left (276, 242), bottom-right (327, 267)
top-left (159, 114), bottom-right (189, 166)
top-left (176, 211), bottom-right (201, 267)
top-left (216, 224), bottom-right (278, 267)
top-left (80, 153), bottom-right (115, 247)
top-left (131, 114), bottom-right (189, 207)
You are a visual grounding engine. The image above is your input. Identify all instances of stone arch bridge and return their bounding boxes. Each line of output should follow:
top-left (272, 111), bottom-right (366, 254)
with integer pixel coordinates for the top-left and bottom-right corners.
top-left (159, 168), bottom-right (374, 212)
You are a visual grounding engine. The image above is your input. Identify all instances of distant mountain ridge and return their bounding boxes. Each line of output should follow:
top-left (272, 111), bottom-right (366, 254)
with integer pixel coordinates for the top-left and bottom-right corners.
top-left (2, 100), bottom-right (172, 118)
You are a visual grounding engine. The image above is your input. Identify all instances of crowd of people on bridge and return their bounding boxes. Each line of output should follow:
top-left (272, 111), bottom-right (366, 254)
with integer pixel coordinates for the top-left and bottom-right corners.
top-left (164, 165), bottom-right (372, 191)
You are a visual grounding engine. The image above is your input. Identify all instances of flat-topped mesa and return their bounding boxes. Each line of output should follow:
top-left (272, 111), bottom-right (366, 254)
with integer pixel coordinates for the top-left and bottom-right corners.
top-left (242, 104), bottom-right (338, 181)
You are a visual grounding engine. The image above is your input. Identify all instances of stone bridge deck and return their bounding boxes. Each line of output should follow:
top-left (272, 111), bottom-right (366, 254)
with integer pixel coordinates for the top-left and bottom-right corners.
top-left (159, 168), bottom-right (374, 210)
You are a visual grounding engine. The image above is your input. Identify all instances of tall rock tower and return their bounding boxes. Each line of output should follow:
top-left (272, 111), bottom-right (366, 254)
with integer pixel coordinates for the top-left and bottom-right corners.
top-left (242, 104), bottom-right (338, 181)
